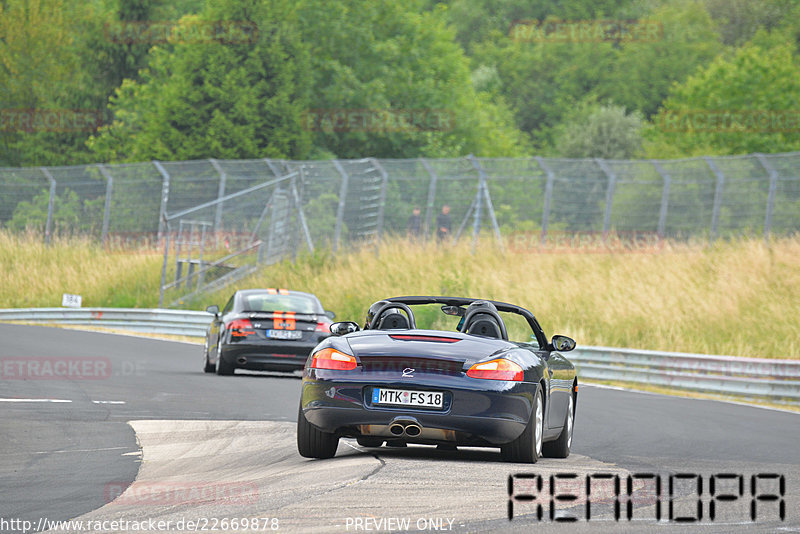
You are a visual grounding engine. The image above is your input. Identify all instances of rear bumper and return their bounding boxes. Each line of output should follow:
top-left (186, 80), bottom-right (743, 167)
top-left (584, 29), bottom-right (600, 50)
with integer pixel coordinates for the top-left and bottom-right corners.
top-left (220, 342), bottom-right (314, 370)
top-left (300, 371), bottom-right (534, 445)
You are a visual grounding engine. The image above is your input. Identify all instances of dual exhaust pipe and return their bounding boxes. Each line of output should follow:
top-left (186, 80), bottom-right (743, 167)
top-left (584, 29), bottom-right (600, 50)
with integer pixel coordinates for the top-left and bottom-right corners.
top-left (389, 420), bottom-right (422, 437)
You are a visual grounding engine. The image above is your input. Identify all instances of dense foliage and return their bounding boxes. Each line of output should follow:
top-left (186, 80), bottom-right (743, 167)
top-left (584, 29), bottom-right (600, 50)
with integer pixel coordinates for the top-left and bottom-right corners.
top-left (1, 0), bottom-right (799, 166)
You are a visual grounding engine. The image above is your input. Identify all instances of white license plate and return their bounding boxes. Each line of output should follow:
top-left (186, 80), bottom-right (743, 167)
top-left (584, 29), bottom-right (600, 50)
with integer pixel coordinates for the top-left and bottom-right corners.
top-left (372, 388), bottom-right (444, 408)
top-left (266, 329), bottom-right (302, 340)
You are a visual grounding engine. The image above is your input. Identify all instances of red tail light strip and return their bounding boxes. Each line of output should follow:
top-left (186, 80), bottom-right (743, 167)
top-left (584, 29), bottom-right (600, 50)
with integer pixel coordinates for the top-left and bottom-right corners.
top-left (389, 335), bottom-right (460, 343)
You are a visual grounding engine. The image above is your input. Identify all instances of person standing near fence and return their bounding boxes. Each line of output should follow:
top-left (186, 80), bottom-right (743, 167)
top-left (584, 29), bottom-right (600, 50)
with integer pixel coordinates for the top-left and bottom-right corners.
top-left (436, 204), bottom-right (451, 243)
top-left (407, 206), bottom-right (422, 240)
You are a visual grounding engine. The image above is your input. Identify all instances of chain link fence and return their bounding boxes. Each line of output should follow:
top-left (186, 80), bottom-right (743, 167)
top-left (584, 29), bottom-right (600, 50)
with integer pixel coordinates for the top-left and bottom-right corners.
top-left (2, 153), bottom-right (799, 304)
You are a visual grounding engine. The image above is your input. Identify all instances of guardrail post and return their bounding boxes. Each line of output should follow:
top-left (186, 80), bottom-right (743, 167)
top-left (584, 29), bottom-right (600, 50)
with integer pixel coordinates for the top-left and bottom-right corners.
top-left (651, 161), bottom-right (671, 237)
top-left (153, 161), bottom-right (170, 241)
top-left (596, 158), bottom-right (617, 238)
top-left (40, 167), bottom-right (57, 246)
top-left (209, 159), bottom-right (226, 245)
top-left (98, 164), bottom-right (114, 246)
top-left (755, 153), bottom-right (779, 239)
top-left (332, 160), bottom-right (350, 254)
top-left (705, 157), bottom-right (725, 242)
top-left (536, 157), bottom-right (555, 244)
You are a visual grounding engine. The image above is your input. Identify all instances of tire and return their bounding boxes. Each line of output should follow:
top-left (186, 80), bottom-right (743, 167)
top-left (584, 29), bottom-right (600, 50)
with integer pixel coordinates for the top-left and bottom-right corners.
top-left (501, 386), bottom-right (544, 463)
top-left (356, 436), bottom-right (384, 448)
top-left (203, 338), bottom-right (215, 373)
top-left (297, 404), bottom-right (339, 459)
top-left (215, 350), bottom-right (235, 375)
top-left (543, 394), bottom-right (574, 458)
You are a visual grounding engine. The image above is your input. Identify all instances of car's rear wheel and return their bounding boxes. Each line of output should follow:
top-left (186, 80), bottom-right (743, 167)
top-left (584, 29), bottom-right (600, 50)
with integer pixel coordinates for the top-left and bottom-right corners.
top-left (203, 338), bottom-right (215, 373)
top-left (501, 386), bottom-right (543, 463)
top-left (215, 351), bottom-right (234, 375)
top-left (297, 404), bottom-right (339, 459)
top-left (356, 437), bottom-right (384, 448)
top-left (543, 394), bottom-right (574, 458)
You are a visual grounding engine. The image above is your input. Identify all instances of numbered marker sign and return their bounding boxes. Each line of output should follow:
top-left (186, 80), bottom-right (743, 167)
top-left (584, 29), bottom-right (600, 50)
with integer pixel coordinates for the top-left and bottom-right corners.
top-left (62, 294), bottom-right (82, 308)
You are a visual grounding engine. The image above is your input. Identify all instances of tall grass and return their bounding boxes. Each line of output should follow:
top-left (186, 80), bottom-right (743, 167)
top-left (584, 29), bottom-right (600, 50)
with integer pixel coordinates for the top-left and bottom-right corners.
top-left (203, 236), bottom-right (800, 359)
top-left (0, 231), bottom-right (163, 308)
top-left (2, 230), bottom-right (798, 358)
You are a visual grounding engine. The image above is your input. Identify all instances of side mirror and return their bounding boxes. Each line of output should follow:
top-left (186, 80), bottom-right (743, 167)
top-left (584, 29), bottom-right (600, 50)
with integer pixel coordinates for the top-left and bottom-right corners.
top-left (206, 305), bottom-right (220, 316)
top-left (551, 335), bottom-right (576, 352)
top-left (330, 321), bottom-right (359, 336)
top-left (325, 310), bottom-right (336, 320)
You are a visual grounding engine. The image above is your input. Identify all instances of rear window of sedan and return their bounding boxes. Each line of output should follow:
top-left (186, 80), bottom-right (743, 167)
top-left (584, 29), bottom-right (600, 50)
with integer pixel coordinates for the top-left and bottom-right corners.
top-left (242, 294), bottom-right (319, 314)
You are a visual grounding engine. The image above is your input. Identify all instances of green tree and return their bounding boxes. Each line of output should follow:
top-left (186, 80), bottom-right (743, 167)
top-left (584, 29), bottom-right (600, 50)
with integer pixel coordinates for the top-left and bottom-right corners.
top-left (296, 0), bottom-right (527, 158)
top-left (645, 39), bottom-right (800, 156)
top-left (89, 1), bottom-right (313, 162)
top-left (468, 1), bottom-right (723, 151)
top-left (552, 103), bottom-right (644, 159)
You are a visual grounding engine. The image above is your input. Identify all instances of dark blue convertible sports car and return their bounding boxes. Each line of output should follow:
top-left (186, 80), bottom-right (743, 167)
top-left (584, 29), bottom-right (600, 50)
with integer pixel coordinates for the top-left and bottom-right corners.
top-left (297, 296), bottom-right (577, 463)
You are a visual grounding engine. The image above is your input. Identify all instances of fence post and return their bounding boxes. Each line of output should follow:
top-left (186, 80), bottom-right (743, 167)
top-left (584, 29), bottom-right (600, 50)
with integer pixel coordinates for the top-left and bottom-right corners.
top-left (755, 153), bottom-right (779, 239)
top-left (370, 158), bottom-right (389, 249)
top-left (153, 161), bottom-right (170, 240)
top-left (596, 158), bottom-right (617, 238)
top-left (98, 164), bottom-right (113, 246)
top-left (468, 155), bottom-right (504, 251)
top-left (332, 160), bottom-right (350, 254)
top-left (158, 217), bottom-right (171, 308)
top-left (420, 158), bottom-right (438, 242)
top-left (40, 167), bottom-right (57, 246)
top-left (651, 160), bottom-right (671, 237)
top-left (536, 156), bottom-right (555, 244)
top-left (704, 157), bottom-right (725, 241)
top-left (264, 158), bottom-right (285, 177)
top-left (290, 176), bottom-right (314, 253)
top-left (209, 159), bottom-right (226, 243)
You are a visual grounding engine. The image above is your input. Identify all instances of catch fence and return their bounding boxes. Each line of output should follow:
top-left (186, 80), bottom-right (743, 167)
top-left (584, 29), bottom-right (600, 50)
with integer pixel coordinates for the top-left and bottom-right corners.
top-left (2, 154), bottom-right (798, 303)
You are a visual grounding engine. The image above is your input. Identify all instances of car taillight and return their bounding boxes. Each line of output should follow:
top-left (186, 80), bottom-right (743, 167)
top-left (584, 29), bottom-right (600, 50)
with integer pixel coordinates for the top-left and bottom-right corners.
top-left (227, 318), bottom-right (255, 337)
top-left (315, 320), bottom-right (332, 333)
top-left (311, 348), bottom-right (357, 370)
top-left (466, 359), bottom-right (523, 381)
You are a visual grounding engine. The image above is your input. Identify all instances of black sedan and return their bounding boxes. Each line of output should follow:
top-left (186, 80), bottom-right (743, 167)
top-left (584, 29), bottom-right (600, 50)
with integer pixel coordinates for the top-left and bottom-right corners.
top-left (204, 288), bottom-right (335, 375)
top-left (297, 296), bottom-right (577, 463)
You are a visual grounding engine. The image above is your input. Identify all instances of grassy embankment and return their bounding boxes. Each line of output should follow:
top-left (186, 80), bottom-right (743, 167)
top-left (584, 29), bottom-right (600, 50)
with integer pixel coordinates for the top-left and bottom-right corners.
top-left (0, 231), bottom-right (163, 308)
top-left (1, 230), bottom-right (799, 359)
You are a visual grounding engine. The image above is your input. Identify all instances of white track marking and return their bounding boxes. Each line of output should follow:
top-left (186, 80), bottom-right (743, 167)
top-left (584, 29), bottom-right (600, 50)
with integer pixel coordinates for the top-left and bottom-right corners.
top-left (0, 398), bottom-right (72, 403)
top-left (33, 446), bottom-right (132, 454)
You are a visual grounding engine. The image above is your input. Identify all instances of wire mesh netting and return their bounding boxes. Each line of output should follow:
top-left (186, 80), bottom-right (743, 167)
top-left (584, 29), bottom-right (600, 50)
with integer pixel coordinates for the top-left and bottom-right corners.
top-left (2, 154), bottom-right (798, 305)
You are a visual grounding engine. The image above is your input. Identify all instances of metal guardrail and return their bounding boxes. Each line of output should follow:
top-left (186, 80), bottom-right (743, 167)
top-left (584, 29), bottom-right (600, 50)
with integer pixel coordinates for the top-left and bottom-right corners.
top-left (2, 308), bottom-right (799, 403)
top-left (0, 308), bottom-right (213, 338)
top-left (570, 346), bottom-right (800, 402)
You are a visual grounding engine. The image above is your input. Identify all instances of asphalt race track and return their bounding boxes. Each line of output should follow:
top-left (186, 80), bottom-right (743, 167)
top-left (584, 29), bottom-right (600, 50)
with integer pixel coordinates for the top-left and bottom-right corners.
top-left (1, 324), bottom-right (798, 533)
